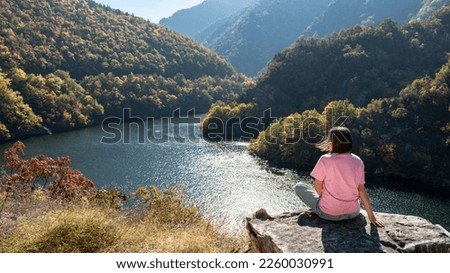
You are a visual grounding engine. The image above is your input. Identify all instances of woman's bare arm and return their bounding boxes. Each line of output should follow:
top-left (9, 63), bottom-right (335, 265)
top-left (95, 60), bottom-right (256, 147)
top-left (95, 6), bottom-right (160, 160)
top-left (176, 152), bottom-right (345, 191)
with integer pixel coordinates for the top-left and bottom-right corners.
top-left (314, 179), bottom-right (323, 197)
top-left (358, 184), bottom-right (384, 227)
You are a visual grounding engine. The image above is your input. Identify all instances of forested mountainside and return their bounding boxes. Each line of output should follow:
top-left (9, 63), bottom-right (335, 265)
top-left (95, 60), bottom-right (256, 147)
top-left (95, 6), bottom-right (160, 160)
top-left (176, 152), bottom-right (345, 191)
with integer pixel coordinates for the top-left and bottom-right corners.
top-left (249, 59), bottom-right (450, 189)
top-left (0, 0), bottom-right (249, 142)
top-left (159, 0), bottom-right (256, 39)
top-left (303, 0), bottom-right (427, 37)
top-left (177, 0), bottom-right (447, 76)
top-left (239, 6), bottom-right (450, 116)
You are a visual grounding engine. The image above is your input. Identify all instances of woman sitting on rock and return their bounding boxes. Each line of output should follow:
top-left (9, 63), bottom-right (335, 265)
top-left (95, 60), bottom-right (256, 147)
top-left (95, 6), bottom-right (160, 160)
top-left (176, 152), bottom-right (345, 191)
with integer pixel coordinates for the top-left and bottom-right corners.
top-left (294, 126), bottom-right (384, 227)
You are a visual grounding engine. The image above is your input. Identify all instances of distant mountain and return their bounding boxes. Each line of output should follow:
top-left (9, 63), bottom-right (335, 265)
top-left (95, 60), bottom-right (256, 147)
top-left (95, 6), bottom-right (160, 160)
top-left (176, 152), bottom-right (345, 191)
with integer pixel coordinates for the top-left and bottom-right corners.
top-left (0, 0), bottom-right (247, 142)
top-left (414, 0), bottom-right (450, 19)
top-left (206, 0), bottom-right (331, 76)
top-left (159, 0), bottom-right (256, 39)
top-left (303, 0), bottom-right (424, 37)
top-left (240, 6), bottom-right (450, 116)
top-left (198, 0), bottom-right (446, 76)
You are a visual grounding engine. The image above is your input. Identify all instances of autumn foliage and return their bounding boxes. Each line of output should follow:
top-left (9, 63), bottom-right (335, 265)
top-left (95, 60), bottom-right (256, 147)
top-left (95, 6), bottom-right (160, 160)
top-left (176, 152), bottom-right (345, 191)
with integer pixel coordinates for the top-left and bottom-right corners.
top-left (0, 141), bottom-right (96, 201)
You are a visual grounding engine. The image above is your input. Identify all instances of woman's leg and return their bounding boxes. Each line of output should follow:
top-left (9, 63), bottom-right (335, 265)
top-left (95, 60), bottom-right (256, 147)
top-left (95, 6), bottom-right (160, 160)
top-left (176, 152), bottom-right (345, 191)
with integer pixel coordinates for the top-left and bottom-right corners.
top-left (295, 182), bottom-right (360, 221)
top-left (294, 182), bottom-right (320, 213)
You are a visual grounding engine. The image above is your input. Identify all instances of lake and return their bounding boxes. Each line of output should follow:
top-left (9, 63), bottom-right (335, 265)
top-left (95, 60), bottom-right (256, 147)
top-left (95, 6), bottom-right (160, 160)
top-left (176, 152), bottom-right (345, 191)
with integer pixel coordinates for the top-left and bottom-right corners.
top-left (1, 118), bottom-right (449, 231)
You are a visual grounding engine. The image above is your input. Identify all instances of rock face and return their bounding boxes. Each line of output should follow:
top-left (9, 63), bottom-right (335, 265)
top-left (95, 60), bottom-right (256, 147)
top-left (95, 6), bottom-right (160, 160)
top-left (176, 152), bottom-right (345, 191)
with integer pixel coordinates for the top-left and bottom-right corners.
top-left (247, 209), bottom-right (450, 253)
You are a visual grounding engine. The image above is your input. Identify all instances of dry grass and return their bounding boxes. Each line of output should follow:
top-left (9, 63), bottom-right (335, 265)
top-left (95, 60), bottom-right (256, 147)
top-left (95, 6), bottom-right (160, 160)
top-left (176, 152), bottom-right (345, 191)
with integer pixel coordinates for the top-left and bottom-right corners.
top-left (0, 187), bottom-right (246, 253)
top-left (120, 215), bottom-right (243, 253)
top-left (1, 207), bottom-right (123, 252)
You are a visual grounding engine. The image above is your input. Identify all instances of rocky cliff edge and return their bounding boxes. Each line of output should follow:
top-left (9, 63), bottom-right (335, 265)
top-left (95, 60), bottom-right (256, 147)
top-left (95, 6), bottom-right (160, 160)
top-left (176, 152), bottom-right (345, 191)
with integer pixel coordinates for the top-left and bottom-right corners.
top-left (246, 209), bottom-right (450, 253)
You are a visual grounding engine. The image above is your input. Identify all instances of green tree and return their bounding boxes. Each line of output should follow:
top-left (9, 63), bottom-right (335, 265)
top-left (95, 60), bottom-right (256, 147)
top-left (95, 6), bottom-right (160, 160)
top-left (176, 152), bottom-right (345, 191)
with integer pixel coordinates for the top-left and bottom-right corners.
top-left (0, 73), bottom-right (42, 140)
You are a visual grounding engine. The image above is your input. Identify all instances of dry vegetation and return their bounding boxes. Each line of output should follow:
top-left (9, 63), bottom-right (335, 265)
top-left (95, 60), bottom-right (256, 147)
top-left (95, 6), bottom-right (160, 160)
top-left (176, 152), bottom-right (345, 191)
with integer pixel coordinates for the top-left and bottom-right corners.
top-left (0, 142), bottom-right (246, 253)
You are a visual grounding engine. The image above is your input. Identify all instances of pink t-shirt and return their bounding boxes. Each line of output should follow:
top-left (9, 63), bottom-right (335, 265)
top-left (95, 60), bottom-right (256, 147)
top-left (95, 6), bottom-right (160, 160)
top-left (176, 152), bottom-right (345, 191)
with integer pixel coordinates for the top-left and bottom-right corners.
top-left (310, 153), bottom-right (364, 216)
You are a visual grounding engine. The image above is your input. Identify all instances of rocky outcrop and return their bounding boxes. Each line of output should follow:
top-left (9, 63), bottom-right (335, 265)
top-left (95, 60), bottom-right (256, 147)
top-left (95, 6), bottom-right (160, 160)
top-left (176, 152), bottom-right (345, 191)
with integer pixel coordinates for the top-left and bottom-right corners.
top-left (246, 209), bottom-right (450, 253)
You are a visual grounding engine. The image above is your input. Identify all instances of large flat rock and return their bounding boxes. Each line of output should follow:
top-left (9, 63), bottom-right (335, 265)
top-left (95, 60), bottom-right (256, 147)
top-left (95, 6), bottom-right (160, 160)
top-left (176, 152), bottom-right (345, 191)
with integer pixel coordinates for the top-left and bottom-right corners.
top-left (246, 209), bottom-right (450, 253)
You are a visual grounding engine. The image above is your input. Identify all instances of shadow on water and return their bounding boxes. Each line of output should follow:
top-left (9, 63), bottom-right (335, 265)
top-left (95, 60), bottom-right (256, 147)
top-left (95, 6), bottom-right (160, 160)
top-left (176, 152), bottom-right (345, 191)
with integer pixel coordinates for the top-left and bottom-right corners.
top-left (365, 175), bottom-right (450, 200)
top-left (363, 176), bottom-right (450, 232)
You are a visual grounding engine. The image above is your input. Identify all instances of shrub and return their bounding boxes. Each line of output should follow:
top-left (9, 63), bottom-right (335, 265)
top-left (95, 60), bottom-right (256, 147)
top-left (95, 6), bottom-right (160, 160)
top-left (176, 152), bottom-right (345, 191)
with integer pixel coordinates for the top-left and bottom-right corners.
top-left (0, 141), bottom-right (96, 202)
top-left (134, 185), bottom-right (202, 228)
top-left (1, 207), bottom-right (124, 253)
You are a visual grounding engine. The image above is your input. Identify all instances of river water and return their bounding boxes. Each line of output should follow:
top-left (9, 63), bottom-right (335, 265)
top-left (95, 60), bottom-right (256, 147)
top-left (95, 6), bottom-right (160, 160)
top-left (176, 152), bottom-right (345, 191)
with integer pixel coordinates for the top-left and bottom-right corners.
top-left (1, 119), bottom-right (449, 231)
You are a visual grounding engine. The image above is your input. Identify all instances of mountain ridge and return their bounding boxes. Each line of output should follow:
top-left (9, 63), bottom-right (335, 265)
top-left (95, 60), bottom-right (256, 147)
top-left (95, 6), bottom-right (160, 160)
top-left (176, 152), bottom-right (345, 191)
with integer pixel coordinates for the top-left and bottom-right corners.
top-left (159, 0), bottom-right (257, 39)
top-left (161, 0), bottom-right (449, 76)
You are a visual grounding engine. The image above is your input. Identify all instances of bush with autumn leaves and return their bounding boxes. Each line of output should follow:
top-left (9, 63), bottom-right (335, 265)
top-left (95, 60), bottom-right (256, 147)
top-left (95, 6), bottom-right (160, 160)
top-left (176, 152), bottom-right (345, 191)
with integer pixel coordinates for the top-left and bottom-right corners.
top-left (0, 141), bottom-right (95, 204)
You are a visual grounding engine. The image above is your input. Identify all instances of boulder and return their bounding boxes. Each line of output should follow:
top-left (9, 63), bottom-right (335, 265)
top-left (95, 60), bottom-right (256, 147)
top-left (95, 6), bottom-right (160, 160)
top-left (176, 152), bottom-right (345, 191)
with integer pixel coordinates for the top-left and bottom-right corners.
top-left (246, 209), bottom-right (450, 253)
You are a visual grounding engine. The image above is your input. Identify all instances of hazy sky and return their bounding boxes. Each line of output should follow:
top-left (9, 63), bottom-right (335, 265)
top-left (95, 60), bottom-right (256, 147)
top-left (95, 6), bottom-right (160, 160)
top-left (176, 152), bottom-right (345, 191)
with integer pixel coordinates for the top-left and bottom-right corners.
top-left (93, 0), bottom-right (204, 23)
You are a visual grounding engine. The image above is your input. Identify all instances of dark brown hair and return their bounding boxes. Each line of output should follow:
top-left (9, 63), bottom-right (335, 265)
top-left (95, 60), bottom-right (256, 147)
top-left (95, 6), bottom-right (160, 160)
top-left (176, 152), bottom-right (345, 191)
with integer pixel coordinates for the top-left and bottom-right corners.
top-left (316, 126), bottom-right (352, 153)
